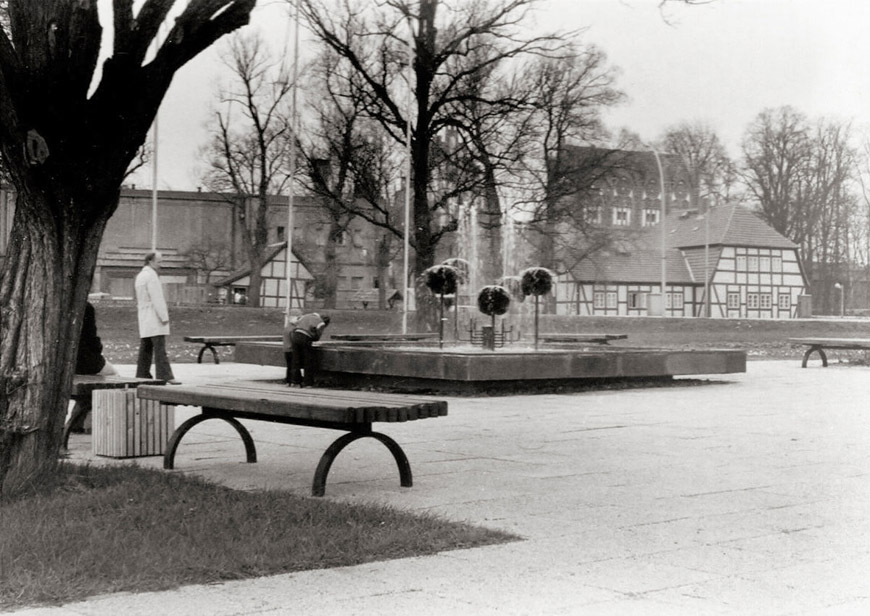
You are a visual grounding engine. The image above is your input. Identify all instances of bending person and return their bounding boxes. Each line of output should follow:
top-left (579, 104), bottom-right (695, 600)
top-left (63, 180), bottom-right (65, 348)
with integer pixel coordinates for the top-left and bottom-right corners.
top-left (285, 312), bottom-right (330, 387)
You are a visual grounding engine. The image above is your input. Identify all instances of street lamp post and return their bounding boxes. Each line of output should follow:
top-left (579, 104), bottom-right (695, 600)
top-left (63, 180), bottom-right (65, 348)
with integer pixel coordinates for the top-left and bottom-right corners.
top-left (650, 148), bottom-right (667, 316)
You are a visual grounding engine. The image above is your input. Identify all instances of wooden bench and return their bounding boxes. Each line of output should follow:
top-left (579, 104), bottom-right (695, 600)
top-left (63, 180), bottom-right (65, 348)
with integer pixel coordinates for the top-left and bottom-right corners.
top-left (136, 381), bottom-right (448, 496)
top-left (789, 337), bottom-right (870, 368)
top-left (184, 335), bottom-right (283, 364)
top-left (539, 333), bottom-right (628, 345)
top-left (64, 375), bottom-right (164, 448)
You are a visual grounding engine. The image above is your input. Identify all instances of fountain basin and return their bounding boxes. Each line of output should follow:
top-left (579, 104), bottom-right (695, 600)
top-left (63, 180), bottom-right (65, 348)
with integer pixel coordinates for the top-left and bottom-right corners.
top-left (234, 341), bottom-right (746, 393)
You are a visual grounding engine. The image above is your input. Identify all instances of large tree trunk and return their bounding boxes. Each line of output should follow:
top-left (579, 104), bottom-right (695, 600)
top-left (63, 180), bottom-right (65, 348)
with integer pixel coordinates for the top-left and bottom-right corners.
top-left (0, 0), bottom-right (255, 496)
top-left (320, 221), bottom-right (341, 310)
top-left (0, 186), bottom-right (110, 494)
top-left (478, 162), bottom-right (503, 285)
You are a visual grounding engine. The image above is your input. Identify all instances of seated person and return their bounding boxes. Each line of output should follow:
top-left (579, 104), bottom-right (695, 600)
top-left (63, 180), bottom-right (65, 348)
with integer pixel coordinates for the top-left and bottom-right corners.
top-left (68, 302), bottom-right (117, 433)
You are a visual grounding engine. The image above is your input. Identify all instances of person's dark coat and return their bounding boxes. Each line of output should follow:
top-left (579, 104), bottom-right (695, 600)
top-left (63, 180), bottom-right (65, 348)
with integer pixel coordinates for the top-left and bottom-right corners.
top-left (76, 302), bottom-right (106, 375)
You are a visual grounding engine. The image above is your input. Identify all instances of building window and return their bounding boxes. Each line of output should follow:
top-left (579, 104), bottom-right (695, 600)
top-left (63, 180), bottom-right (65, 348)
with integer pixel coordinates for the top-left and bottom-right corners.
top-left (760, 256), bottom-right (770, 271)
top-left (628, 291), bottom-right (646, 309)
top-left (587, 206), bottom-right (602, 224)
top-left (668, 292), bottom-right (684, 309)
top-left (727, 292), bottom-right (740, 309)
top-left (612, 207), bottom-right (631, 226)
top-left (593, 291), bottom-right (606, 309)
top-left (748, 256), bottom-right (758, 271)
top-left (747, 293), bottom-right (759, 309)
top-left (642, 209), bottom-right (659, 226)
top-left (778, 293), bottom-right (791, 309)
top-left (606, 291), bottom-right (617, 308)
top-left (736, 256), bottom-right (746, 271)
top-left (351, 276), bottom-right (364, 290)
top-left (760, 293), bottom-right (772, 309)
top-left (772, 256), bottom-right (783, 272)
top-left (276, 226), bottom-right (285, 242)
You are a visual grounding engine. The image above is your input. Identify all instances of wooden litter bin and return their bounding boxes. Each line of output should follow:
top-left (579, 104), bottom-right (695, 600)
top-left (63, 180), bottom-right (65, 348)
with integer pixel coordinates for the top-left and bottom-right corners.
top-left (92, 389), bottom-right (175, 458)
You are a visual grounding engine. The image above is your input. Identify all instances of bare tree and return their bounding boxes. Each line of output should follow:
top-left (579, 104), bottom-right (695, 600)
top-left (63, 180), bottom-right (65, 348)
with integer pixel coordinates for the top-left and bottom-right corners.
top-left (299, 0), bottom-right (569, 328)
top-left (200, 32), bottom-right (294, 307)
top-left (0, 1), bottom-right (254, 495)
top-left (741, 106), bottom-right (812, 241)
top-left (741, 107), bottom-right (857, 313)
top-left (515, 47), bottom-right (624, 273)
top-left (659, 121), bottom-right (733, 210)
top-left (180, 237), bottom-right (234, 285)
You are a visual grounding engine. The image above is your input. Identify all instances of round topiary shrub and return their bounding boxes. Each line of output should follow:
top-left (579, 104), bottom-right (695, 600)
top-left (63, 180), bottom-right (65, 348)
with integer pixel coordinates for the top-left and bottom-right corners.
top-left (477, 285), bottom-right (511, 316)
top-left (520, 267), bottom-right (554, 297)
top-left (423, 264), bottom-right (459, 296)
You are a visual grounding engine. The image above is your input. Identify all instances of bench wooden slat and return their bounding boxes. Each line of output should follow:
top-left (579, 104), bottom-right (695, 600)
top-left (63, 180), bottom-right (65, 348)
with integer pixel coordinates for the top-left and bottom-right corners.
top-left (72, 375), bottom-right (164, 398)
top-left (137, 382), bottom-right (446, 423)
top-left (789, 337), bottom-right (870, 348)
top-left (184, 335), bottom-right (283, 344)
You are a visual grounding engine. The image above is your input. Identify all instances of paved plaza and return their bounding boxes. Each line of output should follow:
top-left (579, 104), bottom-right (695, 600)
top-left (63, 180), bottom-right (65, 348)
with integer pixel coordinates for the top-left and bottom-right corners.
top-left (12, 359), bottom-right (870, 615)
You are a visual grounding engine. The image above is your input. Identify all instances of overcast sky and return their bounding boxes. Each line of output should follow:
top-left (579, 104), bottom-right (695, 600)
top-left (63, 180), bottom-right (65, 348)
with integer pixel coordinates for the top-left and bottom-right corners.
top-left (122, 0), bottom-right (870, 191)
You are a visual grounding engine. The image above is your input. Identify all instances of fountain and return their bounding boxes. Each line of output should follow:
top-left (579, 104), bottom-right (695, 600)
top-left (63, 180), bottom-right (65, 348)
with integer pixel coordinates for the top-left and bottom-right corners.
top-left (234, 209), bottom-right (745, 392)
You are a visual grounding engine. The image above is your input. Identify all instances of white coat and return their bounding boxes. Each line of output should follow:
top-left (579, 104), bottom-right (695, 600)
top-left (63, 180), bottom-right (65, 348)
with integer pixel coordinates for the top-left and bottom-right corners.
top-left (135, 265), bottom-right (170, 338)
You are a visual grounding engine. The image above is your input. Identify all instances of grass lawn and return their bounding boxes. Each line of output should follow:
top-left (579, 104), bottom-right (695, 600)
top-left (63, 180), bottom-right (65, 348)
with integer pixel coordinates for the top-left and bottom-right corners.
top-left (91, 302), bottom-right (870, 364)
top-left (0, 464), bottom-right (517, 610)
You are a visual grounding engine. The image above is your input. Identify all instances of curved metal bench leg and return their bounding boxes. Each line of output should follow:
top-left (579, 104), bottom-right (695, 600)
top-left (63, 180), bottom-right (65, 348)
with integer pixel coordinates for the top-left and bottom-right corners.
top-left (164, 413), bottom-right (257, 469)
top-left (802, 346), bottom-right (827, 368)
top-left (312, 431), bottom-right (412, 497)
top-left (197, 344), bottom-right (220, 364)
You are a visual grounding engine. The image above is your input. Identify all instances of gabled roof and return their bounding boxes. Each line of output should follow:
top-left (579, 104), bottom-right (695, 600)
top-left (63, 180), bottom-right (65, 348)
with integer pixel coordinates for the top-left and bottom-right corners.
top-left (569, 247), bottom-right (695, 284)
top-left (657, 205), bottom-right (798, 250)
top-left (212, 242), bottom-right (311, 286)
top-left (565, 205), bottom-right (799, 285)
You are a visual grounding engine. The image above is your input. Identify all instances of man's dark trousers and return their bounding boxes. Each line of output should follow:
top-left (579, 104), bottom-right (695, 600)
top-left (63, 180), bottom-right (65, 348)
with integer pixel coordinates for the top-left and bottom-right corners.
top-left (289, 331), bottom-right (315, 386)
top-left (136, 335), bottom-right (175, 380)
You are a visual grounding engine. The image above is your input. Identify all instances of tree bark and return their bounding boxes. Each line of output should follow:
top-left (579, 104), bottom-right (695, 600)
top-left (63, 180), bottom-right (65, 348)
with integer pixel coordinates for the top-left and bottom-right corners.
top-left (0, 186), bottom-right (109, 494)
top-left (0, 0), bottom-right (255, 496)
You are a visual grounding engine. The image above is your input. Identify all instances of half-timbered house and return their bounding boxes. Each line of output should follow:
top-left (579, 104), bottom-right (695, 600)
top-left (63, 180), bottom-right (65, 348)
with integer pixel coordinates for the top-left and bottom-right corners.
top-left (555, 205), bottom-right (809, 318)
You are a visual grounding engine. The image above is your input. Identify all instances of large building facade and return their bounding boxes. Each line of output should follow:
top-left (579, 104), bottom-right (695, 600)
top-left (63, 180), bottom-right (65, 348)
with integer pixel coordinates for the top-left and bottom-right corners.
top-left (0, 186), bottom-right (400, 309)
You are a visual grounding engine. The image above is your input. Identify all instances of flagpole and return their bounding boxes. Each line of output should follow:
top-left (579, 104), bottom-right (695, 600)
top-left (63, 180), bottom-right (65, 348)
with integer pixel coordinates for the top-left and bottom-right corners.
top-left (151, 113), bottom-right (158, 251)
top-left (285, 0), bottom-right (300, 322)
top-left (150, 31), bottom-right (160, 252)
top-left (402, 29), bottom-right (413, 334)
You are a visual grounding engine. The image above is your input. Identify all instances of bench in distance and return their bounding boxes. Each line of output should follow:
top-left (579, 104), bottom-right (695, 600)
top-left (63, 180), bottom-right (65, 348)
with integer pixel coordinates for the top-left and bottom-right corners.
top-left (184, 335), bottom-right (283, 364)
top-left (789, 337), bottom-right (870, 368)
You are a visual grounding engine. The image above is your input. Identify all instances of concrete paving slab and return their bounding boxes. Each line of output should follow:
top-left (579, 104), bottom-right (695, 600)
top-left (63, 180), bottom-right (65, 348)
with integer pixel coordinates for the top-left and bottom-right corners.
top-left (13, 359), bottom-right (870, 615)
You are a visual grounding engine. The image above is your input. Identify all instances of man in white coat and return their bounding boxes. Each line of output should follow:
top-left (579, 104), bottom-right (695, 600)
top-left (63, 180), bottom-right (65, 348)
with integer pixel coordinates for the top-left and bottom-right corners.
top-left (135, 252), bottom-right (178, 383)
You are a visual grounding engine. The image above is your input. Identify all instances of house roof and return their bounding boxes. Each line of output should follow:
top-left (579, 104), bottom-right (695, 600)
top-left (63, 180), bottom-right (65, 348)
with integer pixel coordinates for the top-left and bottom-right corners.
top-left (212, 242), bottom-right (311, 286)
top-left (566, 205), bottom-right (798, 285)
top-left (569, 247), bottom-right (695, 284)
top-left (658, 205), bottom-right (798, 250)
